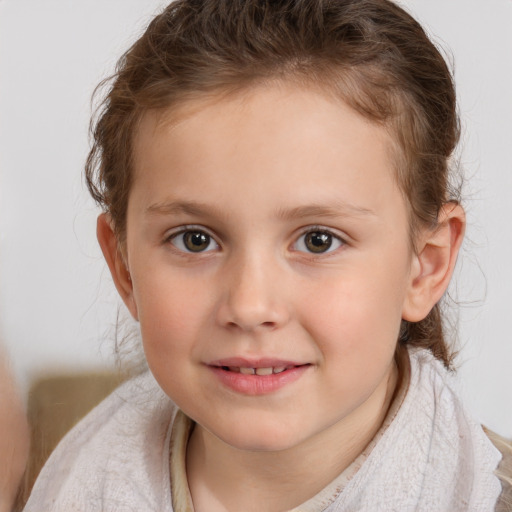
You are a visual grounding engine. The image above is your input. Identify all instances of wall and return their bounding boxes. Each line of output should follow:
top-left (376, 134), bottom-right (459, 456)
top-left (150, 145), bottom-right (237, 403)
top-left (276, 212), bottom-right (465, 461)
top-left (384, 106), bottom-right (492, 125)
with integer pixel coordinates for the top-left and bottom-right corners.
top-left (1, 0), bottom-right (511, 435)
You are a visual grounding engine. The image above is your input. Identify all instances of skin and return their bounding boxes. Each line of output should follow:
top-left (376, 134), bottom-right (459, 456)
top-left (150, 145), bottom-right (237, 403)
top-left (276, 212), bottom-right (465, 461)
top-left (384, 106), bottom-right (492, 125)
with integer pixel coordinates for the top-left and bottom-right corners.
top-left (98, 83), bottom-right (465, 512)
top-left (0, 347), bottom-right (29, 512)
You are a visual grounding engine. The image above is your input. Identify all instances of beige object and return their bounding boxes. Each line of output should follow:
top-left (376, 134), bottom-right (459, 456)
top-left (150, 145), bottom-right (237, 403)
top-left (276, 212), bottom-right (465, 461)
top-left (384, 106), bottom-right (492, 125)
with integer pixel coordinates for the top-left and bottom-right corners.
top-left (15, 371), bottom-right (124, 510)
top-left (0, 349), bottom-right (29, 512)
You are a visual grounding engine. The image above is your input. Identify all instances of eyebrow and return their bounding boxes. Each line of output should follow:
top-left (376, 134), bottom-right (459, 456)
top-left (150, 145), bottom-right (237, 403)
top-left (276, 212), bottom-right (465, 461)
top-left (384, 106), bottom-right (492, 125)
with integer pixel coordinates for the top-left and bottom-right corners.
top-left (145, 200), bottom-right (219, 217)
top-left (145, 199), bottom-right (376, 220)
top-left (275, 202), bottom-right (376, 221)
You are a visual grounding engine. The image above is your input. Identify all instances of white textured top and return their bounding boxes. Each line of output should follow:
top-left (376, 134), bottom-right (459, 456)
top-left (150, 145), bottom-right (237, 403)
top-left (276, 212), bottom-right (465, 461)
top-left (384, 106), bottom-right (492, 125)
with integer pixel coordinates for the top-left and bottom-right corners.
top-left (23, 349), bottom-right (502, 511)
top-left (320, 349), bottom-right (502, 511)
top-left (24, 373), bottom-right (176, 511)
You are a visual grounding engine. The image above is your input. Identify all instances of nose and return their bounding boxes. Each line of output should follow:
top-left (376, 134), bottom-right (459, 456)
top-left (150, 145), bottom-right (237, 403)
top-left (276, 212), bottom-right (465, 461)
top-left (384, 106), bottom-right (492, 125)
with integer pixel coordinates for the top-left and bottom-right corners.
top-left (215, 252), bottom-right (291, 332)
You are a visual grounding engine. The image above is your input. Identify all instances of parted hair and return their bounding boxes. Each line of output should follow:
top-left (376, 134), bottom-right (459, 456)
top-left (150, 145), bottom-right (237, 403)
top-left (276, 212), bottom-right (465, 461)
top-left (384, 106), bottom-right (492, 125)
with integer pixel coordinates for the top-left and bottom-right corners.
top-left (85, 0), bottom-right (461, 367)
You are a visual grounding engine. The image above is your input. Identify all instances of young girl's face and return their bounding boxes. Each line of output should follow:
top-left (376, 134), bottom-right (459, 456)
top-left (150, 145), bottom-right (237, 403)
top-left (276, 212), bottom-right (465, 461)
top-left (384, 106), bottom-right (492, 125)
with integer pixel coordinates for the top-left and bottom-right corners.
top-left (121, 84), bottom-right (419, 452)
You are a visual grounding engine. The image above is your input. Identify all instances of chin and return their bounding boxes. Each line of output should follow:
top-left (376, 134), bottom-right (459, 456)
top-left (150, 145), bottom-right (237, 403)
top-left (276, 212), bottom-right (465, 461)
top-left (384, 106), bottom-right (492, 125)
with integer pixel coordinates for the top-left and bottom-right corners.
top-left (214, 421), bottom-right (305, 453)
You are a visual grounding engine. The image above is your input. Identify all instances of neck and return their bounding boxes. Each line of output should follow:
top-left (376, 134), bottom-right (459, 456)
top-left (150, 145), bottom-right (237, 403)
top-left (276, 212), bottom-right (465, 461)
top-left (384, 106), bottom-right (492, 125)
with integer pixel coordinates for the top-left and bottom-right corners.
top-left (186, 360), bottom-right (399, 512)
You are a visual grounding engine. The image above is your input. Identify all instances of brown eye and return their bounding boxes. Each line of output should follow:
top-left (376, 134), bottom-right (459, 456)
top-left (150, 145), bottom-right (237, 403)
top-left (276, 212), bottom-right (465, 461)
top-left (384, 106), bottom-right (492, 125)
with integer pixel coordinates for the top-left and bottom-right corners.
top-left (170, 230), bottom-right (218, 253)
top-left (305, 232), bottom-right (333, 253)
top-left (184, 231), bottom-right (210, 252)
top-left (294, 230), bottom-right (343, 254)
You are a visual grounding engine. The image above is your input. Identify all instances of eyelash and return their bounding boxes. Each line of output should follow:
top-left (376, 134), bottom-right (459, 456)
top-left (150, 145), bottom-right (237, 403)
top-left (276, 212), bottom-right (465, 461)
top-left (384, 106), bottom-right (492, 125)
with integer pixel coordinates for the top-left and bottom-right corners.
top-left (164, 225), bottom-right (346, 256)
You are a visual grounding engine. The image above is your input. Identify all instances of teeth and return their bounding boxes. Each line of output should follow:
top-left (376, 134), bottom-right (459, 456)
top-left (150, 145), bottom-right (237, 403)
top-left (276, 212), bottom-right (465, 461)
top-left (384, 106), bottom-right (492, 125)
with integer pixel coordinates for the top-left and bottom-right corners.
top-left (230, 366), bottom-right (292, 375)
top-left (255, 367), bottom-right (273, 376)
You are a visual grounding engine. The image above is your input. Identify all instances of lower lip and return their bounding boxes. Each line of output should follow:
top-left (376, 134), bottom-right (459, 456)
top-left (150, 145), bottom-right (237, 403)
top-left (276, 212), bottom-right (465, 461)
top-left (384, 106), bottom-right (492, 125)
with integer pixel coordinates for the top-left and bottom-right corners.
top-left (208, 365), bottom-right (310, 395)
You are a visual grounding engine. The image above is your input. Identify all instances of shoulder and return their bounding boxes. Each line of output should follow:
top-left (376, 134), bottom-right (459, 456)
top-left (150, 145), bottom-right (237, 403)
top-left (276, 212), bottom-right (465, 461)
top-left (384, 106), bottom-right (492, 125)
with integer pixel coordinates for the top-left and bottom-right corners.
top-left (24, 371), bottom-right (177, 512)
top-left (484, 428), bottom-right (512, 512)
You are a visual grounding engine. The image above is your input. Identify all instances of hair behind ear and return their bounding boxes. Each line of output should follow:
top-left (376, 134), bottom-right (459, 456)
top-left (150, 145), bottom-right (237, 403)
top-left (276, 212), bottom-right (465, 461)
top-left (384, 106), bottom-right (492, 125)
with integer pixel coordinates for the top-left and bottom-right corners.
top-left (399, 305), bottom-right (454, 368)
top-left (400, 202), bottom-right (465, 368)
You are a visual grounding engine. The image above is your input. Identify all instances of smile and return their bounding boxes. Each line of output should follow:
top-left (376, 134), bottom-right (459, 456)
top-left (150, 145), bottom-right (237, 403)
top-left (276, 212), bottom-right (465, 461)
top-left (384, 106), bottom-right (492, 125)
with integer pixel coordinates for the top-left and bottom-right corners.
top-left (207, 360), bottom-right (311, 395)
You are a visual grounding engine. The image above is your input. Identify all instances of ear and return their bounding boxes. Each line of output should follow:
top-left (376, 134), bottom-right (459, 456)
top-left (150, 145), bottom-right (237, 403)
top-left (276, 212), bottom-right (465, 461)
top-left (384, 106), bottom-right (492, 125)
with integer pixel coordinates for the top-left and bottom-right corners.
top-left (96, 213), bottom-right (139, 320)
top-left (402, 203), bottom-right (465, 322)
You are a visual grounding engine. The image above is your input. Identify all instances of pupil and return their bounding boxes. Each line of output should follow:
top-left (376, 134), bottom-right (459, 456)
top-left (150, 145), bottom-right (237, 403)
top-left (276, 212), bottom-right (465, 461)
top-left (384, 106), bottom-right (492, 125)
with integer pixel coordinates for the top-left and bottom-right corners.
top-left (184, 231), bottom-right (209, 252)
top-left (306, 232), bottom-right (332, 253)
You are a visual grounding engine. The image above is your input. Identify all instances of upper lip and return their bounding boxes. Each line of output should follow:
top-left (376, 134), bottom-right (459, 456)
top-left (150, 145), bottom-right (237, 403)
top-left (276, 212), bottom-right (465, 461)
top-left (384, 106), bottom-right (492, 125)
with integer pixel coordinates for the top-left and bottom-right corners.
top-left (208, 357), bottom-right (308, 368)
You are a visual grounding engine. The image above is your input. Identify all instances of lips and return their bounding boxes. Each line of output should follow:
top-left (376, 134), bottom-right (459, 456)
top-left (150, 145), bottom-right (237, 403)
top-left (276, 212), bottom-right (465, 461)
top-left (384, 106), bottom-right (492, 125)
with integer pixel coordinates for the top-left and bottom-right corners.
top-left (207, 358), bottom-right (310, 395)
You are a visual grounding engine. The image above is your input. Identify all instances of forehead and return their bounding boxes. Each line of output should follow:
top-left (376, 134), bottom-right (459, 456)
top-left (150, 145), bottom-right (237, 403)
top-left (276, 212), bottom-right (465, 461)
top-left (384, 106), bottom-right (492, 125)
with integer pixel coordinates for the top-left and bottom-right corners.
top-left (130, 83), bottom-right (402, 221)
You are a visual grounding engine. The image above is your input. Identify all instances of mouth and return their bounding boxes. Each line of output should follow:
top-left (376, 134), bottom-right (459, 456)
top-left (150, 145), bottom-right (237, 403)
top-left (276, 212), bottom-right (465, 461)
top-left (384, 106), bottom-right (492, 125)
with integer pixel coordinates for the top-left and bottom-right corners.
top-left (207, 360), bottom-right (311, 395)
top-left (217, 364), bottom-right (303, 376)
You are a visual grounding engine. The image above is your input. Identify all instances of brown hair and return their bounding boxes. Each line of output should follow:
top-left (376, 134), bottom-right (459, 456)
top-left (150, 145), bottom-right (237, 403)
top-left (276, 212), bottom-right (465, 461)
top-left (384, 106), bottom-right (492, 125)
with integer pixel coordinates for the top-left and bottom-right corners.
top-left (85, 0), bottom-right (460, 367)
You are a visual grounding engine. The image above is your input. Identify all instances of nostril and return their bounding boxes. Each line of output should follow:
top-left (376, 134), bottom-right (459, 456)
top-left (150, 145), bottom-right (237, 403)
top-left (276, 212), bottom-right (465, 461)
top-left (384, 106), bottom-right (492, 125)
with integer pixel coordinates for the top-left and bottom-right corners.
top-left (225, 320), bottom-right (276, 331)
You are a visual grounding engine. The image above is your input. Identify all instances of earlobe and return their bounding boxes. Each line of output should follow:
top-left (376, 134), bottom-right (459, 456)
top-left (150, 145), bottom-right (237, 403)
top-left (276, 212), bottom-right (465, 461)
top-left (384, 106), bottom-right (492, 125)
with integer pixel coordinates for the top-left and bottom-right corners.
top-left (96, 214), bottom-right (139, 320)
top-left (402, 203), bottom-right (465, 322)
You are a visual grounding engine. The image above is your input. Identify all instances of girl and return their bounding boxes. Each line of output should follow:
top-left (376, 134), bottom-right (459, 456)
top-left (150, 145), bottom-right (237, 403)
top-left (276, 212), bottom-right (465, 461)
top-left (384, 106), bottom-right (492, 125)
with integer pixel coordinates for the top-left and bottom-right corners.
top-left (23, 0), bottom-right (512, 510)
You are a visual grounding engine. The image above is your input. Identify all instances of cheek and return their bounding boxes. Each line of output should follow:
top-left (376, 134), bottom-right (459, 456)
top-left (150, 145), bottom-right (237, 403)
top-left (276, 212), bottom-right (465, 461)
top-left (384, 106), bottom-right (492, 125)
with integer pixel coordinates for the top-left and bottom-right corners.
top-left (133, 278), bottom-right (209, 403)
top-left (298, 283), bottom-right (399, 414)
top-left (298, 264), bottom-right (407, 363)
top-left (132, 271), bottom-right (212, 364)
